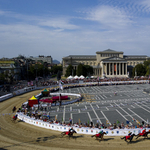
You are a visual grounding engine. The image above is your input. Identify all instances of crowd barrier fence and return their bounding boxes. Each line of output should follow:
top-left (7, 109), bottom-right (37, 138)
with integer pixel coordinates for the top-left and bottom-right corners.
top-left (17, 113), bottom-right (150, 136)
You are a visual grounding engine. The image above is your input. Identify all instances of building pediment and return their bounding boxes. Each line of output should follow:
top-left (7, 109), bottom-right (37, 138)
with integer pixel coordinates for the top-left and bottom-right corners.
top-left (102, 56), bottom-right (126, 62)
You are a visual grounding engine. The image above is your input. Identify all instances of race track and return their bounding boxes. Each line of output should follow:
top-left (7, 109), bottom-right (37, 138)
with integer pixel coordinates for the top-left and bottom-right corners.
top-left (0, 87), bottom-right (150, 150)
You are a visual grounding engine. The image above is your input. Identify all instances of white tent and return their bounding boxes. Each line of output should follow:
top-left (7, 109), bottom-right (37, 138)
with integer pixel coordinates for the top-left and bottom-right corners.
top-left (79, 75), bottom-right (85, 79)
top-left (67, 75), bottom-right (73, 79)
top-left (74, 75), bottom-right (79, 79)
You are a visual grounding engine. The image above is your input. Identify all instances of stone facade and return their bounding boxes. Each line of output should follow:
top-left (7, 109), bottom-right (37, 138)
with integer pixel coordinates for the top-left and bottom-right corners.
top-left (62, 49), bottom-right (149, 77)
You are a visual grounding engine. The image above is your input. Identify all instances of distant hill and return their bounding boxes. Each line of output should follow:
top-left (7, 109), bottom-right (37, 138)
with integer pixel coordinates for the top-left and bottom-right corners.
top-left (53, 60), bottom-right (60, 64)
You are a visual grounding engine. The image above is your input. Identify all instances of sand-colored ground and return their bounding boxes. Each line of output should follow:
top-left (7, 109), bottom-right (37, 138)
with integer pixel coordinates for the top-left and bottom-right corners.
top-left (0, 90), bottom-right (150, 150)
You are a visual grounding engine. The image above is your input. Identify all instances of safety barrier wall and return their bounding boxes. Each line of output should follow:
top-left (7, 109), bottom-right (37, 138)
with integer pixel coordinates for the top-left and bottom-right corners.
top-left (0, 86), bottom-right (37, 102)
top-left (50, 93), bottom-right (81, 97)
top-left (12, 86), bottom-right (36, 96)
top-left (0, 93), bottom-right (13, 102)
top-left (17, 113), bottom-right (150, 136)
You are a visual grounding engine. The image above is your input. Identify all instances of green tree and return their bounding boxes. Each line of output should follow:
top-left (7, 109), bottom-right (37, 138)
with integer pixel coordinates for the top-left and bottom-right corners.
top-left (76, 63), bottom-right (84, 76)
top-left (132, 64), bottom-right (146, 77)
top-left (50, 65), bottom-right (62, 74)
top-left (84, 65), bottom-right (93, 77)
top-left (76, 64), bottom-right (93, 77)
top-left (65, 64), bottom-right (74, 77)
top-left (143, 60), bottom-right (150, 76)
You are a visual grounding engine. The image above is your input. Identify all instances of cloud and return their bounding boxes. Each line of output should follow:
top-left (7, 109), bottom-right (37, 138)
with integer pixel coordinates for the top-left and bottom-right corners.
top-left (81, 5), bottom-right (133, 29)
top-left (0, 1), bottom-right (150, 61)
top-left (38, 17), bottom-right (80, 30)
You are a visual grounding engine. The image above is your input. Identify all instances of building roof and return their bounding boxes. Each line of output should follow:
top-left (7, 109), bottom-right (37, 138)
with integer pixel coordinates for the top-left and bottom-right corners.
top-left (124, 55), bottom-right (148, 59)
top-left (96, 49), bottom-right (123, 54)
top-left (63, 55), bottom-right (96, 60)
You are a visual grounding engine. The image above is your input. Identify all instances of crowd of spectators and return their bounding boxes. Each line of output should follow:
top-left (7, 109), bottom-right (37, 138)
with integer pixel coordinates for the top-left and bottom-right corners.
top-left (16, 99), bottom-right (150, 132)
top-left (0, 76), bottom-right (149, 97)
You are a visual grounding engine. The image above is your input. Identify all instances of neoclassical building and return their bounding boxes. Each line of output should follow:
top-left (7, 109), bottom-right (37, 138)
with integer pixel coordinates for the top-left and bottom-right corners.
top-left (62, 49), bottom-right (149, 78)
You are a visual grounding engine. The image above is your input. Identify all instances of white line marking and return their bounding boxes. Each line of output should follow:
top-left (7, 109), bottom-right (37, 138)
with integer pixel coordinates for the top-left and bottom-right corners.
top-left (114, 102), bottom-right (134, 124)
top-left (135, 103), bottom-right (150, 113)
top-left (106, 107), bottom-right (109, 110)
top-left (85, 105), bottom-right (87, 109)
top-left (70, 106), bottom-right (72, 111)
top-left (128, 108), bottom-right (147, 123)
top-left (87, 112), bottom-right (92, 122)
top-left (63, 106), bottom-right (66, 121)
top-left (131, 105), bottom-right (135, 108)
top-left (115, 109), bottom-right (132, 125)
top-left (78, 109), bottom-right (80, 113)
top-left (101, 111), bottom-right (111, 125)
top-left (90, 104), bottom-right (102, 124)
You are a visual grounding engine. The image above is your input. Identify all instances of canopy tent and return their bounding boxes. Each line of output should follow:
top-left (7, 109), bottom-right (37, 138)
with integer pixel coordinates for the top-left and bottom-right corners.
top-left (28, 96), bottom-right (38, 107)
top-left (43, 89), bottom-right (48, 92)
top-left (67, 75), bottom-right (73, 79)
top-left (42, 89), bottom-right (49, 96)
top-left (79, 75), bottom-right (85, 79)
top-left (74, 75), bottom-right (79, 79)
top-left (29, 96), bottom-right (37, 100)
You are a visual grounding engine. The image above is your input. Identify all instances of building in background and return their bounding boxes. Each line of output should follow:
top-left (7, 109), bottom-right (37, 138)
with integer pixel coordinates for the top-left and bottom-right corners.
top-left (62, 49), bottom-right (149, 78)
top-left (29, 55), bottom-right (53, 64)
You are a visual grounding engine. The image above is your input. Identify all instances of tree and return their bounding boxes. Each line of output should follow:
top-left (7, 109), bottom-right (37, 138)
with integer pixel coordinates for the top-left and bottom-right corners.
top-left (143, 60), bottom-right (150, 76)
top-left (84, 65), bottom-right (93, 77)
top-left (50, 65), bottom-right (62, 74)
top-left (132, 64), bottom-right (146, 77)
top-left (76, 64), bottom-right (84, 76)
top-left (65, 64), bottom-right (74, 77)
top-left (76, 64), bottom-right (93, 77)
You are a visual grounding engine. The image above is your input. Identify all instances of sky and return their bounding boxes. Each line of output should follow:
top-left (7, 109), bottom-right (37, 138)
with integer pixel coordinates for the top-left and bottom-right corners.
top-left (0, 0), bottom-right (150, 62)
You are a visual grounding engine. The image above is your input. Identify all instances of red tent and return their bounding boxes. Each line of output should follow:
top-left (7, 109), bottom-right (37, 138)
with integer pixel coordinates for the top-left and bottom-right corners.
top-left (28, 96), bottom-right (38, 107)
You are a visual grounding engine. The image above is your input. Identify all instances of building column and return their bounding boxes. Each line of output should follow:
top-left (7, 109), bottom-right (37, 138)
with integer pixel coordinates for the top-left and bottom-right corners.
top-left (105, 63), bottom-right (107, 75)
top-left (122, 63), bottom-right (124, 75)
top-left (119, 63), bottom-right (121, 75)
top-left (101, 63), bottom-right (103, 77)
top-left (126, 63), bottom-right (127, 76)
top-left (112, 63), bottom-right (114, 75)
top-left (108, 63), bottom-right (110, 75)
top-left (116, 63), bottom-right (118, 75)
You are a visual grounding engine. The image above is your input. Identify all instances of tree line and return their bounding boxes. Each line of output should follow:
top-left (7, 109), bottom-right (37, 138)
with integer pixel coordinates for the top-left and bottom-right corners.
top-left (65, 64), bottom-right (93, 77)
top-left (132, 60), bottom-right (150, 77)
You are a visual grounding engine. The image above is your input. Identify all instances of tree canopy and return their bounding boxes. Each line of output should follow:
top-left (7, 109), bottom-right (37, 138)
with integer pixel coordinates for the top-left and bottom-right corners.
top-left (76, 64), bottom-right (93, 77)
top-left (65, 64), bottom-right (74, 77)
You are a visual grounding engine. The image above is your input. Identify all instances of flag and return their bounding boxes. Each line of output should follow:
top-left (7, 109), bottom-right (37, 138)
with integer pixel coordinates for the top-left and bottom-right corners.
top-left (147, 119), bottom-right (149, 124)
top-left (117, 120), bottom-right (120, 124)
top-left (59, 80), bottom-right (63, 90)
top-left (79, 118), bottom-right (81, 124)
top-left (126, 120), bottom-right (130, 124)
top-left (106, 120), bottom-right (109, 124)
top-left (136, 120), bottom-right (140, 124)
top-left (61, 80), bottom-right (64, 85)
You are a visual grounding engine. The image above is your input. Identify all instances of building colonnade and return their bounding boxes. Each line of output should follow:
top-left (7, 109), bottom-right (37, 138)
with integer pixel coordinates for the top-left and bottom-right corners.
top-left (93, 62), bottom-right (128, 77)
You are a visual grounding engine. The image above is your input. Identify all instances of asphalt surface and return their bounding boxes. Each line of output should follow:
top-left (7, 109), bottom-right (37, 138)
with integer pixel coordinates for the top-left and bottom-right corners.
top-left (49, 84), bottom-right (150, 126)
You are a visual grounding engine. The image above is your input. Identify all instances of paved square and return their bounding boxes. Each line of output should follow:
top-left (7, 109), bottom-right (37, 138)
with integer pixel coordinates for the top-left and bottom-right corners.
top-left (50, 84), bottom-right (150, 126)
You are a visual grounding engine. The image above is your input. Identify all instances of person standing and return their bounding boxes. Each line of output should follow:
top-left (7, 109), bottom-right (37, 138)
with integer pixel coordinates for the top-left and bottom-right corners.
top-left (69, 118), bottom-right (72, 125)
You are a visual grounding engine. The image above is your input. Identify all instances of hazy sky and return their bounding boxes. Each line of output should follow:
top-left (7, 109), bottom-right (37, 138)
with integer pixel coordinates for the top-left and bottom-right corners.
top-left (0, 0), bottom-right (150, 61)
